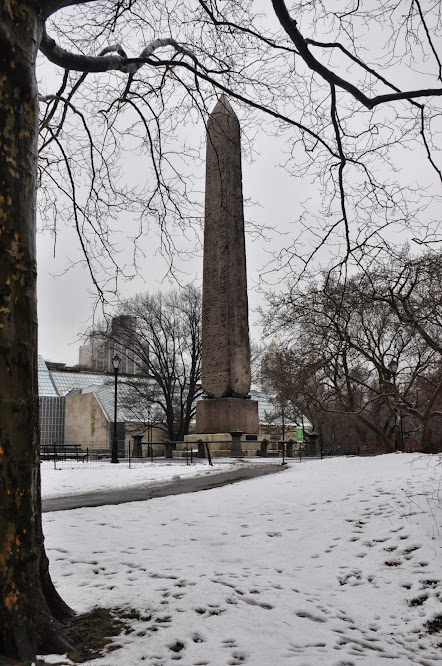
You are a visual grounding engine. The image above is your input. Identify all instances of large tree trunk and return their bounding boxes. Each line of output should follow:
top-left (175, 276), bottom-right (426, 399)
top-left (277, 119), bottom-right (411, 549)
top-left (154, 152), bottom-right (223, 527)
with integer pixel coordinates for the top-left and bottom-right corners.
top-left (421, 416), bottom-right (434, 454)
top-left (0, 2), bottom-right (74, 659)
top-left (354, 412), bottom-right (394, 452)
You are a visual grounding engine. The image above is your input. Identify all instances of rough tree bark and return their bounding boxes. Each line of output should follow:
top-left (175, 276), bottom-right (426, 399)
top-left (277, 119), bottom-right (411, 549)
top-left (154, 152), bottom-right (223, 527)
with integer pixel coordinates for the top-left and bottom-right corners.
top-left (0, 1), bottom-right (74, 659)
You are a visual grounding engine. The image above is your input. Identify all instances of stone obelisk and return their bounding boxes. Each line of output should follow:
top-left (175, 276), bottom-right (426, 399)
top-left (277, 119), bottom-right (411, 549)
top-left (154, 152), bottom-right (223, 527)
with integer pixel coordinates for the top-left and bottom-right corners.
top-left (196, 95), bottom-right (259, 435)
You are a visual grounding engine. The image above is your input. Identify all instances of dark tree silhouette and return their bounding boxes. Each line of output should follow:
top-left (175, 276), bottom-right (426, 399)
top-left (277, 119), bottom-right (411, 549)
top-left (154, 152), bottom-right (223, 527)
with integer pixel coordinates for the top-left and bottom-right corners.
top-left (262, 252), bottom-right (442, 452)
top-left (105, 285), bottom-right (202, 441)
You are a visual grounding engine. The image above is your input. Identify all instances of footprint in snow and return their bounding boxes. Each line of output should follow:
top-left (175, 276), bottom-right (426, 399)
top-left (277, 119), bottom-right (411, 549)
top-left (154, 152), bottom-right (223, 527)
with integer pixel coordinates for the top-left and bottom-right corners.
top-left (286, 640), bottom-right (327, 655)
top-left (228, 651), bottom-right (248, 665)
top-left (295, 610), bottom-right (327, 623)
top-left (420, 578), bottom-right (439, 589)
top-left (384, 559), bottom-right (403, 567)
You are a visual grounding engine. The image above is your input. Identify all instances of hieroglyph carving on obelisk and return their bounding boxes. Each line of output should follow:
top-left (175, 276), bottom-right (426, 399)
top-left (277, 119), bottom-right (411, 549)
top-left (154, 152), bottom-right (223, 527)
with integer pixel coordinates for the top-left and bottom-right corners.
top-left (201, 95), bottom-right (251, 400)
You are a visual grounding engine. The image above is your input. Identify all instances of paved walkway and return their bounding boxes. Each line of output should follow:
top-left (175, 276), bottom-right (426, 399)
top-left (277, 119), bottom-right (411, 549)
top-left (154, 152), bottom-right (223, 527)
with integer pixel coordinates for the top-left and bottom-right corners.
top-left (42, 463), bottom-right (287, 513)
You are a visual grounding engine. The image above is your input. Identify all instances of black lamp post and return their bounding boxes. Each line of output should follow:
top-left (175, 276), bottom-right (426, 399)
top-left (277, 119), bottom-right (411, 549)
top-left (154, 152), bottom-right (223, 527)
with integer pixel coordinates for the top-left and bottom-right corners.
top-left (111, 354), bottom-right (121, 463)
top-left (147, 408), bottom-right (151, 443)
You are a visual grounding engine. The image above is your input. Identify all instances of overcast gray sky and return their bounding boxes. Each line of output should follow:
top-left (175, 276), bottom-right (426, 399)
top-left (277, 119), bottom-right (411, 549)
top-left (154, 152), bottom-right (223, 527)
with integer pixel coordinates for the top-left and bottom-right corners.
top-left (36, 104), bottom-right (439, 366)
top-left (35, 1), bottom-right (441, 366)
top-left (36, 123), bottom-right (306, 365)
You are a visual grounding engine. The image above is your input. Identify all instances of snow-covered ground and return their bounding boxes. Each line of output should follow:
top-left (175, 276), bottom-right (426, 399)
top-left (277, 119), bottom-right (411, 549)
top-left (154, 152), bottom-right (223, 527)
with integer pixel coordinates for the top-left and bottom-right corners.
top-left (41, 460), bottom-right (241, 499)
top-left (41, 453), bottom-right (441, 665)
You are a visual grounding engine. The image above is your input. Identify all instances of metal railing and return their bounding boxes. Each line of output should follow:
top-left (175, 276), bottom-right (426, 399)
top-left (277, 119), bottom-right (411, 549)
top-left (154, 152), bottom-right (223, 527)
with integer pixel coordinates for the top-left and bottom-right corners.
top-left (40, 438), bottom-right (387, 469)
top-left (39, 440), bottom-right (210, 469)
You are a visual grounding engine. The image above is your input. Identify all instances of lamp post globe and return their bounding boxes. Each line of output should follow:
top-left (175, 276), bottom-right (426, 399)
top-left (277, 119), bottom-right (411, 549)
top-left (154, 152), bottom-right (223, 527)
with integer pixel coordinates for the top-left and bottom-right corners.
top-left (388, 359), bottom-right (398, 376)
top-left (111, 354), bottom-right (121, 463)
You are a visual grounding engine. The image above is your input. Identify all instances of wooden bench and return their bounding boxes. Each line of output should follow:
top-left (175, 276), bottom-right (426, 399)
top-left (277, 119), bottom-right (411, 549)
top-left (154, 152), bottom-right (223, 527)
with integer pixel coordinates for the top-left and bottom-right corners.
top-left (41, 444), bottom-right (88, 462)
top-left (172, 449), bottom-right (198, 459)
top-left (90, 448), bottom-right (112, 460)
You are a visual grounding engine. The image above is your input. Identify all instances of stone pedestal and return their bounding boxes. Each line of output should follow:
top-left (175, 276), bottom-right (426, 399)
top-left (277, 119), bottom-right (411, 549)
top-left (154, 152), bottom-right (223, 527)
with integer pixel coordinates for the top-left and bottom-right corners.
top-left (184, 431), bottom-right (262, 457)
top-left (164, 440), bottom-right (176, 459)
top-left (230, 429), bottom-right (243, 457)
top-left (196, 397), bottom-right (259, 435)
top-left (185, 432), bottom-right (232, 457)
top-left (197, 439), bottom-right (206, 458)
top-left (260, 438), bottom-right (269, 457)
top-left (132, 434), bottom-right (143, 458)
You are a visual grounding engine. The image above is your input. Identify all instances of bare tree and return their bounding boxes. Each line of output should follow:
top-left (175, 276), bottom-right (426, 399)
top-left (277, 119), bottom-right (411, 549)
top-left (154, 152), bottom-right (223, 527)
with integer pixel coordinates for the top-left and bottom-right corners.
top-left (263, 253), bottom-right (442, 452)
top-left (359, 251), bottom-right (442, 451)
top-left (108, 285), bottom-right (203, 441)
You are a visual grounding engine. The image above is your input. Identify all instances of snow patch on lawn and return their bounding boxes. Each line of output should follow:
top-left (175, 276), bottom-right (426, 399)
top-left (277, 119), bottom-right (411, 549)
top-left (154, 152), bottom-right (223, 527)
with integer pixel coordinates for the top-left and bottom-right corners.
top-left (42, 453), bottom-right (441, 665)
top-left (41, 460), bottom-right (243, 499)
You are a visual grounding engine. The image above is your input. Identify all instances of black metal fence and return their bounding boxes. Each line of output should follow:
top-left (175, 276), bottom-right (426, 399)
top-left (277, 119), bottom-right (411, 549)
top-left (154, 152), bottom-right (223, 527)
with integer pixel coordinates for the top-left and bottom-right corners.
top-left (39, 438), bottom-right (386, 470)
top-left (40, 440), bottom-right (208, 469)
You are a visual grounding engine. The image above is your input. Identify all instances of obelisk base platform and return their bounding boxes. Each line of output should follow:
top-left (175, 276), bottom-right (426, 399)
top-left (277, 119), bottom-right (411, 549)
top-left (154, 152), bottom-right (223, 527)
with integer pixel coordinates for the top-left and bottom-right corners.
top-left (196, 397), bottom-right (259, 435)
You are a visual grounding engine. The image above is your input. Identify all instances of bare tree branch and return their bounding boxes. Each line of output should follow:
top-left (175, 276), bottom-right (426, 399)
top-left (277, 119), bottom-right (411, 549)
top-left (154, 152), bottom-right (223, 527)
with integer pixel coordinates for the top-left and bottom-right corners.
top-left (271, 0), bottom-right (442, 108)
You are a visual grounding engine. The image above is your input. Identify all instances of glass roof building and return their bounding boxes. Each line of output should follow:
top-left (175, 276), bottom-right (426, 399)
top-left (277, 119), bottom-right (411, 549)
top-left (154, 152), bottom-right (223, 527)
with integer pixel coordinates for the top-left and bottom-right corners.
top-left (38, 355), bottom-right (58, 396)
top-left (38, 357), bottom-right (161, 450)
top-left (50, 370), bottom-right (111, 396)
top-left (38, 357), bottom-right (65, 446)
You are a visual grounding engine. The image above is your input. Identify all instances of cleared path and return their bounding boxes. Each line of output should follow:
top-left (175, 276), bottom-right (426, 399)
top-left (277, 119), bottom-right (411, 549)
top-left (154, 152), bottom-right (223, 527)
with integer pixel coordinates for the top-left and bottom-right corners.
top-left (42, 463), bottom-right (287, 513)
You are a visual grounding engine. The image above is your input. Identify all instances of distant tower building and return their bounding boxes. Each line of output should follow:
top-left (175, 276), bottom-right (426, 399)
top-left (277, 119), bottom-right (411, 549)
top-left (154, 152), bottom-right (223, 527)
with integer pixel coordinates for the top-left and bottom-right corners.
top-left (79, 315), bottom-right (144, 375)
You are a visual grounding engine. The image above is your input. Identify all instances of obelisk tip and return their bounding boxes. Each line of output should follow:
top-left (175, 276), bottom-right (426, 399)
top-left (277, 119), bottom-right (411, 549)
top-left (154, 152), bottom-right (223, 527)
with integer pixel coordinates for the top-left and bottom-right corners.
top-left (211, 94), bottom-right (236, 118)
